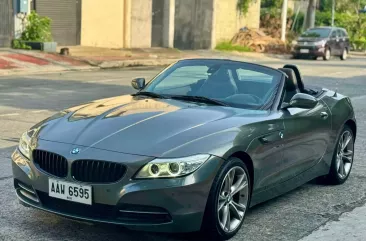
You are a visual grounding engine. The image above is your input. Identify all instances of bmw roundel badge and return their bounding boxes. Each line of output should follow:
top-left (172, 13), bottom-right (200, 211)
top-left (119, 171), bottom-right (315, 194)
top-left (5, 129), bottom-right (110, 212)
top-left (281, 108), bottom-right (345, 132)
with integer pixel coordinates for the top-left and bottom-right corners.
top-left (71, 148), bottom-right (80, 155)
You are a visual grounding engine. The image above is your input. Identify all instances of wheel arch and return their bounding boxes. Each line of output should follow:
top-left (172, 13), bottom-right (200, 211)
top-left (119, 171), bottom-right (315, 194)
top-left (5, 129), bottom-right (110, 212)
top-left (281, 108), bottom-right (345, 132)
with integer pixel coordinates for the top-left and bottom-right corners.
top-left (345, 119), bottom-right (357, 140)
top-left (229, 151), bottom-right (254, 191)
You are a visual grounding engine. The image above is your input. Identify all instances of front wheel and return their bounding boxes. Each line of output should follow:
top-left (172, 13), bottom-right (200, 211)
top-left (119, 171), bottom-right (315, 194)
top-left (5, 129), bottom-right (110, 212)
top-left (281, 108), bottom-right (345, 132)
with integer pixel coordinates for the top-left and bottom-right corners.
top-left (323, 48), bottom-right (331, 61)
top-left (340, 48), bottom-right (348, 60)
top-left (202, 157), bottom-right (251, 240)
top-left (325, 125), bottom-right (354, 185)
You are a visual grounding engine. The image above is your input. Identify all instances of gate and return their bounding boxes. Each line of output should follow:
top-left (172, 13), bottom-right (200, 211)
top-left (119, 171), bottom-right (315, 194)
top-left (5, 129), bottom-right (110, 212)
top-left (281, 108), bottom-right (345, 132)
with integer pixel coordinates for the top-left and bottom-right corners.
top-left (35, 0), bottom-right (81, 45)
top-left (0, 0), bottom-right (13, 47)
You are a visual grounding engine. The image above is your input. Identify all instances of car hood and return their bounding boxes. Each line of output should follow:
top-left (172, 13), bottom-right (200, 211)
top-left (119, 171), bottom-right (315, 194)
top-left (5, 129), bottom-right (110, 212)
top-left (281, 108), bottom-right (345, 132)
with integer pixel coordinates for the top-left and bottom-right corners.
top-left (32, 95), bottom-right (269, 157)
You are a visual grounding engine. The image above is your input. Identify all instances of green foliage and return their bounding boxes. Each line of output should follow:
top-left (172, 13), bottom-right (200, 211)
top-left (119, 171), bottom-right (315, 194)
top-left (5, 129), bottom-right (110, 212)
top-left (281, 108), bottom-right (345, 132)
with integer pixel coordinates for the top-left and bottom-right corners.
top-left (215, 42), bottom-right (252, 52)
top-left (21, 11), bottom-right (53, 42)
top-left (320, 0), bottom-right (366, 13)
top-left (237, 0), bottom-right (250, 15)
top-left (12, 39), bottom-right (31, 50)
top-left (315, 11), bottom-right (366, 50)
top-left (237, 0), bottom-right (257, 15)
top-left (291, 12), bottom-right (305, 34)
top-left (261, 0), bottom-right (283, 9)
top-left (12, 11), bottom-right (52, 50)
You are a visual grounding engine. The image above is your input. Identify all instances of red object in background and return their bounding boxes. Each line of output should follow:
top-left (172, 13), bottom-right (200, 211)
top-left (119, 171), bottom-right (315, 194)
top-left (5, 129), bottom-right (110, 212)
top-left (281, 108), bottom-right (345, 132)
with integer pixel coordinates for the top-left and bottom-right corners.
top-left (0, 57), bottom-right (18, 69)
top-left (6, 54), bottom-right (50, 65)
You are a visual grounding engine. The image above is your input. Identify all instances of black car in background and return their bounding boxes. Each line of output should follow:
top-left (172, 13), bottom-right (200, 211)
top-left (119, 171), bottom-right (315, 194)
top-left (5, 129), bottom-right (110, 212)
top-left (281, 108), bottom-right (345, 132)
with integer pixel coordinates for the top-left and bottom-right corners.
top-left (292, 27), bottom-right (350, 61)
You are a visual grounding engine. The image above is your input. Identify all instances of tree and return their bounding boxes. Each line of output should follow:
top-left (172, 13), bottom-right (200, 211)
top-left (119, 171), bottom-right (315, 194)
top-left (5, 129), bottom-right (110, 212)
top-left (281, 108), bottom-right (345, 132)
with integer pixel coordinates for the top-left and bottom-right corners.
top-left (320, 0), bottom-right (366, 14)
top-left (305, 0), bottom-right (317, 29)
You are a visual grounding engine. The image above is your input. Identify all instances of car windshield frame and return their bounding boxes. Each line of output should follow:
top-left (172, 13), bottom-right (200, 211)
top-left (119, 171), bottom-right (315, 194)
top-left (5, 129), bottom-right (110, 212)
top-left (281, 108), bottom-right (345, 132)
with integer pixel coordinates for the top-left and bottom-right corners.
top-left (141, 59), bottom-right (284, 111)
top-left (301, 28), bottom-right (331, 38)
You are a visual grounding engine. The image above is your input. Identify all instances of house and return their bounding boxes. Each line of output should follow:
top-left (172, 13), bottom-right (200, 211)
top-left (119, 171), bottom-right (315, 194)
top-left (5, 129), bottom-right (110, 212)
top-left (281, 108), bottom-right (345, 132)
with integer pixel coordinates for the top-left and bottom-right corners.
top-left (1, 0), bottom-right (261, 49)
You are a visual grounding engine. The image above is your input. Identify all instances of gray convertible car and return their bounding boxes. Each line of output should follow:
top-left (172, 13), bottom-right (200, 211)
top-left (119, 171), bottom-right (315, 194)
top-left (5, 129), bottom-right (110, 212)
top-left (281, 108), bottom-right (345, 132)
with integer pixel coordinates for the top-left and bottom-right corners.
top-left (12, 59), bottom-right (356, 240)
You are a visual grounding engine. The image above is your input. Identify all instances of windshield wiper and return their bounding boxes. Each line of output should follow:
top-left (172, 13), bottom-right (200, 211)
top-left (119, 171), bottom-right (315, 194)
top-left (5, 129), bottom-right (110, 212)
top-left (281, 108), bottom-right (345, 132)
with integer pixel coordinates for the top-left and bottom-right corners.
top-left (132, 91), bottom-right (168, 99)
top-left (171, 95), bottom-right (229, 106)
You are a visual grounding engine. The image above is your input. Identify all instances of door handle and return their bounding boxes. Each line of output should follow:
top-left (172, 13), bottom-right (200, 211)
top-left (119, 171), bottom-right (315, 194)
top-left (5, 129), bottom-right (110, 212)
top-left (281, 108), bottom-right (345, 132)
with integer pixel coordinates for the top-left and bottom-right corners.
top-left (320, 112), bottom-right (329, 119)
top-left (259, 131), bottom-right (284, 144)
top-left (259, 137), bottom-right (269, 144)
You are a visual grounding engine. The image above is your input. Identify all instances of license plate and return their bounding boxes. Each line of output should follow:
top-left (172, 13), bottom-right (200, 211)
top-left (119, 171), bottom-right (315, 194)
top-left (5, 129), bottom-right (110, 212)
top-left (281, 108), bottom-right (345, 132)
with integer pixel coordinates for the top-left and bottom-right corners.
top-left (49, 178), bottom-right (92, 205)
top-left (300, 49), bottom-right (309, 53)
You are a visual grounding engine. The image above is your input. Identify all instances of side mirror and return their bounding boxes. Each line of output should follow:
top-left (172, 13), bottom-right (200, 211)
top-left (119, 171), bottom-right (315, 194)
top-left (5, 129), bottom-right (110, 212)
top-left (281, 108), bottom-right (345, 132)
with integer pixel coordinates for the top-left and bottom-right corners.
top-left (131, 78), bottom-right (145, 90)
top-left (288, 93), bottom-right (318, 109)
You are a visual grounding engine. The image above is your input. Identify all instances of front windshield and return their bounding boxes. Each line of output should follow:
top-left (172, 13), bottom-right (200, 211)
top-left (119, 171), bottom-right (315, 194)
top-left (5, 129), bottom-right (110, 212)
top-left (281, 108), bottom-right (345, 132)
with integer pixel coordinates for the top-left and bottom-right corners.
top-left (301, 28), bottom-right (331, 38)
top-left (143, 60), bottom-right (282, 110)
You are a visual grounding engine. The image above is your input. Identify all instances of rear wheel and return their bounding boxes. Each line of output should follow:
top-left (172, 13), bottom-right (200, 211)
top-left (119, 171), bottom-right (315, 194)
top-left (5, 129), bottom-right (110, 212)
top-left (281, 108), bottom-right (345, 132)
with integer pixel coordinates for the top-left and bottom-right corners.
top-left (323, 48), bottom-right (331, 61)
top-left (202, 157), bottom-right (251, 240)
top-left (340, 48), bottom-right (348, 60)
top-left (325, 125), bottom-right (354, 185)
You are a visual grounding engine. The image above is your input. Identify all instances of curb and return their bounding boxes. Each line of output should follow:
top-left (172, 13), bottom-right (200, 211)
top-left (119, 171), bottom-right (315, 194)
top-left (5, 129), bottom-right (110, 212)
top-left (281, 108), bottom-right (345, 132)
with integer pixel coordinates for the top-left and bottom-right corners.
top-left (0, 66), bottom-right (98, 77)
top-left (98, 58), bottom-right (182, 69)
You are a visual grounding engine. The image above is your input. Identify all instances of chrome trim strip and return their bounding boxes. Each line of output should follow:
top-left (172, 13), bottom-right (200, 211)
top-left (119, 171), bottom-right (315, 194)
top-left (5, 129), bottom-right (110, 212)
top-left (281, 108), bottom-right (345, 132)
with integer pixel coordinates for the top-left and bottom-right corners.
top-left (119, 210), bottom-right (168, 215)
top-left (19, 190), bottom-right (39, 203)
top-left (18, 183), bottom-right (36, 195)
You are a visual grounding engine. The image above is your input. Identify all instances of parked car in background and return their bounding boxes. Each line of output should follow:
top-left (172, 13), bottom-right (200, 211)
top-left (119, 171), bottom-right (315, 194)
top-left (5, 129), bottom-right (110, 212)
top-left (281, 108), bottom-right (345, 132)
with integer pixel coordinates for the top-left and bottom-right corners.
top-left (292, 27), bottom-right (350, 61)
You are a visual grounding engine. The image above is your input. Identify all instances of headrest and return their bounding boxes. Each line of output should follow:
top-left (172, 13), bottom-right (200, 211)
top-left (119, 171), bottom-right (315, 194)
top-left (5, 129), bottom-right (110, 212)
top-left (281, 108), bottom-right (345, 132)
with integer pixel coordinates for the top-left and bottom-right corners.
top-left (283, 64), bottom-right (304, 92)
top-left (278, 68), bottom-right (298, 92)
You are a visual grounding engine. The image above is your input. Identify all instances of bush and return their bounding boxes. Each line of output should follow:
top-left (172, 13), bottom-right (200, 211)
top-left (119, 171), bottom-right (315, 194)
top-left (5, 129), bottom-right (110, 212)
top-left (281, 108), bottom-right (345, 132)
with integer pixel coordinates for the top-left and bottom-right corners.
top-left (21, 11), bottom-right (52, 42)
top-left (12, 39), bottom-right (31, 50)
top-left (12, 11), bottom-right (53, 50)
top-left (215, 42), bottom-right (252, 52)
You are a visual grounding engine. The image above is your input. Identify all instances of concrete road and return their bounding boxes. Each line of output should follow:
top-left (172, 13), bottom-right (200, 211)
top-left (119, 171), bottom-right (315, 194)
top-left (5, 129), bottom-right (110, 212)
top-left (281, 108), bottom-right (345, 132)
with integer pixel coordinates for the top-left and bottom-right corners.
top-left (1, 56), bottom-right (366, 241)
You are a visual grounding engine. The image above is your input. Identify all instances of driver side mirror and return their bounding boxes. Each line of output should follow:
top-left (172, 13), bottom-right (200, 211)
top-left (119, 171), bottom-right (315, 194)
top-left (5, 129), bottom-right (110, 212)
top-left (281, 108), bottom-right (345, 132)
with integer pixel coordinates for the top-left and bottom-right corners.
top-left (131, 78), bottom-right (146, 90)
top-left (286, 93), bottom-right (318, 109)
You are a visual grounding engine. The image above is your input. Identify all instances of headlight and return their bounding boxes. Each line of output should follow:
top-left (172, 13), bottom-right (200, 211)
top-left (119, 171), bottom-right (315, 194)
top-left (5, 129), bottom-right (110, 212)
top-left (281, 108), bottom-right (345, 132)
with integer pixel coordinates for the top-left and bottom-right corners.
top-left (135, 154), bottom-right (210, 179)
top-left (18, 131), bottom-right (32, 159)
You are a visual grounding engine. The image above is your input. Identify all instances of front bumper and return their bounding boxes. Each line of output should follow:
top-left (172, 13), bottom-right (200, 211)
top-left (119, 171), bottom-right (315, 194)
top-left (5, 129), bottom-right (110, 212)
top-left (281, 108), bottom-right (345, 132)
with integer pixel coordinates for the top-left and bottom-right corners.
top-left (12, 144), bottom-right (224, 233)
top-left (292, 46), bottom-right (326, 57)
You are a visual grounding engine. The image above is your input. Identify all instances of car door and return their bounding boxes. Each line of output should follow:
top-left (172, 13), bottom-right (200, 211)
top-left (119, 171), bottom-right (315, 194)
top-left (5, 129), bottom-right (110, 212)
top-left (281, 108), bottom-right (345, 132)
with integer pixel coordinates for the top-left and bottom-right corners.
top-left (246, 113), bottom-right (286, 192)
top-left (329, 30), bottom-right (339, 55)
top-left (337, 29), bottom-right (346, 52)
top-left (280, 98), bottom-right (332, 181)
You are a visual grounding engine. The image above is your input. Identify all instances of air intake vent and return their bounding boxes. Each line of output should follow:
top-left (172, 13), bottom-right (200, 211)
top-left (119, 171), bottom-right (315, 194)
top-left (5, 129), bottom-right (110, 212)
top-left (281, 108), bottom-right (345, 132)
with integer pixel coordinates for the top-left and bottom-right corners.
top-left (33, 150), bottom-right (68, 178)
top-left (71, 160), bottom-right (126, 183)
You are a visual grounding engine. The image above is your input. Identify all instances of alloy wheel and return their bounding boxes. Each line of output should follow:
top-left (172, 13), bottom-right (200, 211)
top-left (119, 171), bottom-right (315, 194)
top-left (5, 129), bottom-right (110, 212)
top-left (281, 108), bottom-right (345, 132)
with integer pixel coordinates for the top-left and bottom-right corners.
top-left (336, 130), bottom-right (354, 179)
top-left (341, 49), bottom-right (348, 60)
top-left (325, 49), bottom-right (331, 60)
top-left (217, 166), bottom-right (249, 233)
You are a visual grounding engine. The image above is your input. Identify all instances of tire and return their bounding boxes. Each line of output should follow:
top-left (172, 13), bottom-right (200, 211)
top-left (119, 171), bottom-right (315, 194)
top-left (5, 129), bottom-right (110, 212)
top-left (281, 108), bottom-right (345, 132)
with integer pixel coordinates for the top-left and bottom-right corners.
top-left (312, 56), bottom-right (318, 60)
top-left (323, 48), bottom-right (331, 61)
top-left (325, 125), bottom-right (355, 185)
top-left (340, 48), bottom-right (348, 60)
top-left (201, 157), bottom-right (251, 240)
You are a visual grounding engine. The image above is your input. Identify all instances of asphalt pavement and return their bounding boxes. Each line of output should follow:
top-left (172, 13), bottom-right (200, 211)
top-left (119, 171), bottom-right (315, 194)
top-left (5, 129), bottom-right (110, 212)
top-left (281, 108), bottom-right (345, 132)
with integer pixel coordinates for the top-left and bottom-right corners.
top-left (1, 56), bottom-right (366, 241)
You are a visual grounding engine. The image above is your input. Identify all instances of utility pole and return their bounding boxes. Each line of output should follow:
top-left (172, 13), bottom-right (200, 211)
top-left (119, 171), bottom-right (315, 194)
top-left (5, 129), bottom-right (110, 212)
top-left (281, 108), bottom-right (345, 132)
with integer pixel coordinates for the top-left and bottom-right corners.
top-left (305, 0), bottom-right (317, 29)
top-left (281, 0), bottom-right (288, 41)
top-left (331, 0), bottom-right (335, 26)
